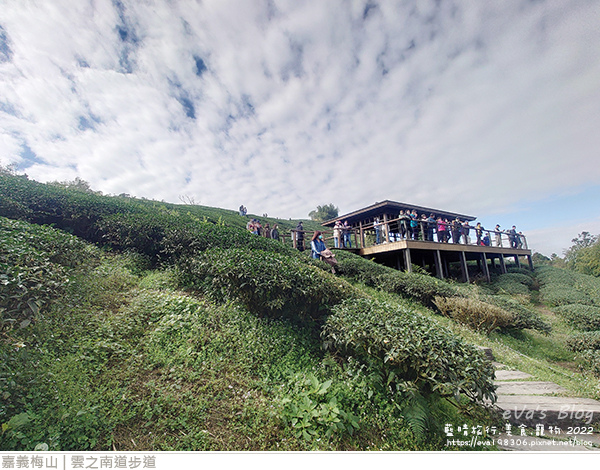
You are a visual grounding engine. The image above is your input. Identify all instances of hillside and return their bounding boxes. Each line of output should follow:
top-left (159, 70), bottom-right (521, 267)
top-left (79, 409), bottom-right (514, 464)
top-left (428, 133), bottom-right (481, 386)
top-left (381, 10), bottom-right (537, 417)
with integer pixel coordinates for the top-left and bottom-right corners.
top-left (1, 172), bottom-right (599, 451)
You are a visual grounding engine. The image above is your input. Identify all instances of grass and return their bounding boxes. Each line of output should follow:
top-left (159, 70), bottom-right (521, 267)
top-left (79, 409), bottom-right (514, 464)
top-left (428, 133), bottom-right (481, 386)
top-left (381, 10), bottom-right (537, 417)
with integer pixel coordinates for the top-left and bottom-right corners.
top-left (2, 175), bottom-right (600, 450)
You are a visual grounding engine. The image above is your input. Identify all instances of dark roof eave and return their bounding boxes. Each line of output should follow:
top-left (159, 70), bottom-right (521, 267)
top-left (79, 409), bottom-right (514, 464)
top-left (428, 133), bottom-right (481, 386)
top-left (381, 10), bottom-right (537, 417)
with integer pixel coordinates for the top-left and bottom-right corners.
top-left (322, 200), bottom-right (476, 226)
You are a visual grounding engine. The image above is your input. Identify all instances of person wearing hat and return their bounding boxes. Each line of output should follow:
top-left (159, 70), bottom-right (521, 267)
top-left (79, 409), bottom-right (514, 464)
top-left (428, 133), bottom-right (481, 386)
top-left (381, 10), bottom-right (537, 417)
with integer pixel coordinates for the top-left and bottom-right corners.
top-left (494, 224), bottom-right (502, 247)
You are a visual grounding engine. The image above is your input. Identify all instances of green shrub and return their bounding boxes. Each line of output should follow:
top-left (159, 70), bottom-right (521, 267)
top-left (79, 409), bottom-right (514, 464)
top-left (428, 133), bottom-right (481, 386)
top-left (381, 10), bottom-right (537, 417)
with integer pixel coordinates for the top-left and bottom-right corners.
top-left (333, 250), bottom-right (459, 307)
top-left (176, 248), bottom-right (360, 321)
top-left (375, 272), bottom-right (459, 308)
top-left (566, 332), bottom-right (600, 352)
top-left (492, 273), bottom-right (534, 296)
top-left (577, 350), bottom-right (600, 377)
top-left (0, 217), bottom-right (91, 332)
top-left (535, 266), bottom-right (600, 307)
top-left (481, 295), bottom-right (552, 334)
top-left (433, 296), bottom-right (513, 335)
top-left (553, 305), bottom-right (600, 332)
top-left (323, 298), bottom-right (496, 404)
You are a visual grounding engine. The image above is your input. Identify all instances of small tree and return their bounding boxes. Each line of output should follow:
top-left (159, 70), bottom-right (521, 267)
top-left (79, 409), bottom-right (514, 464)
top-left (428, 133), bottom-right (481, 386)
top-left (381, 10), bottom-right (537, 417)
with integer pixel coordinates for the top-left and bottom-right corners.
top-left (308, 203), bottom-right (339, 222)
top-left (49, 177), bottom-right (100, 194)
top-left (564, 232), bottom-right (599, 272)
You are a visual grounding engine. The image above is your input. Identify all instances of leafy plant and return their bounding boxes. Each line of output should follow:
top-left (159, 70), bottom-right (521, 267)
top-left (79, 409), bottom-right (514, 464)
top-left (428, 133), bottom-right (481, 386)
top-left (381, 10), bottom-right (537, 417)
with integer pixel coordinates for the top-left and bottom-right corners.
top-left (323, 298), bottom-right (497, 404)
top-left (279, 373), bottom-right (359, 441)
top-left (433, 296), bottom-right (513, 335)
top-left (553, 304), bottom-right (600, 332)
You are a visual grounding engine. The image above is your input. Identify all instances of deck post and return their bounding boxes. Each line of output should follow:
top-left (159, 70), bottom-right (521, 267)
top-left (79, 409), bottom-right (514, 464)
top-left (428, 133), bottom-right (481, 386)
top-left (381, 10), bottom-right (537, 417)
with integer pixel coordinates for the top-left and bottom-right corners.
top-left (460, 251), bottom-right (470, 283)
top-left (481, 253), bottom-right (491, 283)
top-left (359, 222), bottom-right (364, 248)
top-left (434, 250), bottom-right (444, 279)
top-left (514, 255), bottom-right (521, 268)
top-left (383, 213), bottom-right (389, 243)
top-left (527, 254), bottom-right (534, 271)
top-left (292, 230), bottom-right (297, 249)
top-left (404, 248), bottom-right (412, 273)
top-left (499, 254), bottom-right (507, 274)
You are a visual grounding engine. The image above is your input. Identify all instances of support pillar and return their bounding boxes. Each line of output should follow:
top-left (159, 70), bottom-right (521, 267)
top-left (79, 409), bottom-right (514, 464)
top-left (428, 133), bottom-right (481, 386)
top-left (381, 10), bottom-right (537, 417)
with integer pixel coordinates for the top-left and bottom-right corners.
top-left (514, 255), bottom-right (521, 268)
top-left (434, 250), bottom-right (444, 279)
top-left (460, 251), bottom-right (470, 283)
top-left (404, 248), bottom-right (412, 273)
top-left (481, 253), bottom-right (491, 283)
top-left (527, 254), bottom-right (534, 271)
top-left (499, 254), bottom-right (507, 274)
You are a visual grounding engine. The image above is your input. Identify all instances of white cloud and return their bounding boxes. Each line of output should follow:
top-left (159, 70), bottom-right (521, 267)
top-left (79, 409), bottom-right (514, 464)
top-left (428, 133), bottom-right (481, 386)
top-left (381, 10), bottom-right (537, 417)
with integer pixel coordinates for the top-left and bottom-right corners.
top-left (0, 0), bottom-right (599, 229)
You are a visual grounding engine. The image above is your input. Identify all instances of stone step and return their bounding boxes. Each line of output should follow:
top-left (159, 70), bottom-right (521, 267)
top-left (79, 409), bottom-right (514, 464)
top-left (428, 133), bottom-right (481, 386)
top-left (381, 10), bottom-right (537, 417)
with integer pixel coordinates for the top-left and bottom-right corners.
top-left (496, 381), bottom-right (567, 395)
top-left (494, 369), bottom-right (532, 381)
top-left (495, 395), bottom-right (600, 428)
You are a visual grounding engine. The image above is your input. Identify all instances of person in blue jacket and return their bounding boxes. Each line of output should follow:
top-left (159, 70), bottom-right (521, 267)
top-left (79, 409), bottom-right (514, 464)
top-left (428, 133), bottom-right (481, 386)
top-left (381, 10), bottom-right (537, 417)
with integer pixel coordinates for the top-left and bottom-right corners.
top-left (310, 231), bottom-right (327, 259)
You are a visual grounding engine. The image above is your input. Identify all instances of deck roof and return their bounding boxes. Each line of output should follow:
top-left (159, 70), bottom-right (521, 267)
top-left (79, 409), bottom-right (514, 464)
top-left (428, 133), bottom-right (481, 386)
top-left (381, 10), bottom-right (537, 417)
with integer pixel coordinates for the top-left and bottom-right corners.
top-left (322, 200), bottom-right (477, 227)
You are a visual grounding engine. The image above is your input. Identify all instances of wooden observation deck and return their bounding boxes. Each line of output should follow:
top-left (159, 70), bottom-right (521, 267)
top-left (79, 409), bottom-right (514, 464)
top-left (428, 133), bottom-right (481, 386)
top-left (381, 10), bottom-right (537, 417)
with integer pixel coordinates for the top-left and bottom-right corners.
top-left (318, 200), bottom-right (532, 282)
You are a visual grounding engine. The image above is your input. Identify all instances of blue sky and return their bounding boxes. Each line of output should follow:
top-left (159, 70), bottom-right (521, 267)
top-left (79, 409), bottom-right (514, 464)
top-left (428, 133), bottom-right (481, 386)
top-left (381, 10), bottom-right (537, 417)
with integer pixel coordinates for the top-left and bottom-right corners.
top-left (1, 0), bottom-right (599, 256)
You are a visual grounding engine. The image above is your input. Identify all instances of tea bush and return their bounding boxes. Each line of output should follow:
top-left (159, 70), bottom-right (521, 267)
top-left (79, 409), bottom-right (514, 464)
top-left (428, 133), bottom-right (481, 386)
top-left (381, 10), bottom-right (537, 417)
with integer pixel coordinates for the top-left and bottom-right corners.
top-left (0, 217), bottom-right (98, 332)
top-left (433, 296), bottom-right (513, 335)
top-left (333, 250), bottom-right (459, 308)
top-left (176, 248), bottom-right (361, 321)
top-left (566, 332), bottom-right (600, 353)
top-left (481, 295), bottom-right (551, 333)
top-left (323, 298), bottom-right (496, 404)
top-left (577, 350), bottom-right (600, 377)
top-left (553, 305), bottom-right (600, 332)
top-left (535, 266), bottom-right (600, 307)
top-left (491, 273), bottom-right (534, 296)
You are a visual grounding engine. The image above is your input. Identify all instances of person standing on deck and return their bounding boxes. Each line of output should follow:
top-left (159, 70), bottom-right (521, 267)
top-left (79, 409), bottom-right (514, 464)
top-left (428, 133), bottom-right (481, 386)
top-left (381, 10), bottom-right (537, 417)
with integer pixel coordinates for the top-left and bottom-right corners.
top-left (461, 220), bottom-right (471, 244)
top-left (494, 225), bottom-right (502, 247)
top-left (398, 210), bottom-right (410, 239)
top-left (374, 217), bottom-right (382, 244)
top-left (475, 222), bottom-right (484, 245)
top-left (333, 221), bottom-right (342, 248)
top-left (437, 217), bottom-right (448, 243)
top-left (451, 219), bottom-right (462, 243)
top-left (426, 214), bottom-right (436, 242)
top-left (342, 221), bottom-right (352, 248)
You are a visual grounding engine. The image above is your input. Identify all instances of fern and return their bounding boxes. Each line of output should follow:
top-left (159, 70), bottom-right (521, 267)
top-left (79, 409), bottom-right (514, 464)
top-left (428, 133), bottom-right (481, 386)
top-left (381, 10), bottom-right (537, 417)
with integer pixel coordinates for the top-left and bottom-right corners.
top-left (397, 389), bottom-right (430, 440)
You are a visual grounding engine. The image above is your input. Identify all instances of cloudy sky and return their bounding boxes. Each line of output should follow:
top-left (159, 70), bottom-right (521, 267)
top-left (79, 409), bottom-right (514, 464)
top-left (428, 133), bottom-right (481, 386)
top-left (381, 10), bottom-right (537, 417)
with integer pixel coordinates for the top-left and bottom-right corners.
top-left (1, 0), bottom-right (599, 256)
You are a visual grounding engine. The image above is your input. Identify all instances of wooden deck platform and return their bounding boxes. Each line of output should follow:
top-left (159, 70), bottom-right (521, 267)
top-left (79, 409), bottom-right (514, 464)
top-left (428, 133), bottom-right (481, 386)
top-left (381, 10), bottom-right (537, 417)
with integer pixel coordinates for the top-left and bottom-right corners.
top-left (345, 240), bottom-right (532, 282)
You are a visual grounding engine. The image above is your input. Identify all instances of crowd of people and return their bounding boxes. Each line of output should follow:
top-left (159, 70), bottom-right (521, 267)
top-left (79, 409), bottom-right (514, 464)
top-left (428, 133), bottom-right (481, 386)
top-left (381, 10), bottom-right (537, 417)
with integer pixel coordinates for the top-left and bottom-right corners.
top-left (245, 217), bottom-right (280, 241)
top-left (363, 210), bottom-right (525, 249)
top-left (239, 204), bottom-right (525, 252)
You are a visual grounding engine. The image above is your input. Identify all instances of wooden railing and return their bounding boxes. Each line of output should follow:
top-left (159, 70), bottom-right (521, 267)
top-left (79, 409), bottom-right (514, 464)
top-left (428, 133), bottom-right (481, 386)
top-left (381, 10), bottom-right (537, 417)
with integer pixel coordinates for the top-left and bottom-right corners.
top-left (352, 216), bottom-right (528, 251)
top-left (252, 217), bottom-right (528, 254)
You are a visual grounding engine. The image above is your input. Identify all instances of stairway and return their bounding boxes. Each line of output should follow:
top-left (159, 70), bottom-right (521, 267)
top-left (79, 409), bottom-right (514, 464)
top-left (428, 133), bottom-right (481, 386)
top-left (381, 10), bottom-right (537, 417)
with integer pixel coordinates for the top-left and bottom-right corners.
top-left (482, 348), bottom-right (600, 451)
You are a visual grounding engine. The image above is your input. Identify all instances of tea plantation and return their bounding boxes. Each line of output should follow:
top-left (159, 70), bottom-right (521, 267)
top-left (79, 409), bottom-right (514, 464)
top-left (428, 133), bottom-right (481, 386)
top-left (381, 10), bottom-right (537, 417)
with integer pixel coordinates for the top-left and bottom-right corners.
top-left (1, 173), bottom-right (598, 451)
